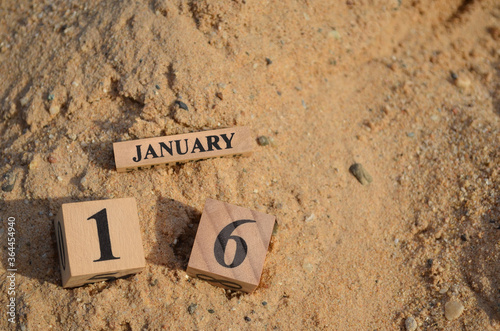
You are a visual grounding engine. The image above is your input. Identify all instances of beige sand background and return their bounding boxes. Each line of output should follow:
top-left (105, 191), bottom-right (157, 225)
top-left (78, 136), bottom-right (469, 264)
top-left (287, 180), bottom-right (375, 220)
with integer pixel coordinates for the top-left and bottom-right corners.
top-left (0, 0), bottom-right (499, 329)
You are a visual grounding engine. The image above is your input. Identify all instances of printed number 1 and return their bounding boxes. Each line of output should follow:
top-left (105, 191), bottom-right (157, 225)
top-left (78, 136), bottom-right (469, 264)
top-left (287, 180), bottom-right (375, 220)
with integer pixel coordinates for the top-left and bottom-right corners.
top-left (87, 208), bottom-right (120, 262)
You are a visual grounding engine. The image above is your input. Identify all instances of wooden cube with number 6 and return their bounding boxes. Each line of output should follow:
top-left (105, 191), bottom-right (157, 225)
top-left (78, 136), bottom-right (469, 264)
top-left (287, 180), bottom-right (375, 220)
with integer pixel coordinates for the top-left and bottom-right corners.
top-left (187, 198), bottom-right (276, 293)
top-left (54, 198), bottom-right (145, 288)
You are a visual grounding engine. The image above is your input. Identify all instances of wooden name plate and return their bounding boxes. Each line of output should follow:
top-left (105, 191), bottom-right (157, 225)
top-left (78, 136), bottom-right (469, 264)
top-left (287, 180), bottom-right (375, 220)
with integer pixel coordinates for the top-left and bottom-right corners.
top-left (54, 198), bottom-right (145, 288)
top-left (186, 198), bottom-right (276, 293)
top-left (113, 127), bottom-right (254, 172)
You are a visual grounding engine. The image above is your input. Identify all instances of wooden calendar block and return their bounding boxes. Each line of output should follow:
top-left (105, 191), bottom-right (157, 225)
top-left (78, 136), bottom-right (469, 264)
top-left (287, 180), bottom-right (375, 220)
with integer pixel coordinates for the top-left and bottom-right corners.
top-left (113, 126), bottom-right (254, 172)
top-left (54, 198), bottom-right (145, 288)
top-left (186, 199), bottom-right (275, 293)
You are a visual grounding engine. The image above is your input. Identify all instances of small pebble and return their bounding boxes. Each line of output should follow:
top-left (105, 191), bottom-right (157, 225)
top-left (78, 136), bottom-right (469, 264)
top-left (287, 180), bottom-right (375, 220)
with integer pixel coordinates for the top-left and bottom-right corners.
top-left (439, 285), bottom-right (449, 294)
top-left (48, 155), bottom-right (57, 163)
top-left (47, 94), bottom-right (55, 101)
top-left (244, 316), bottom-right (251, 322)
top-left (1, 173), bottom-right (17, 192)
top-left (257, 136), bottom-right (270, 146)
top-left (216, 92), bottom-right (223, 100)
top-left (272, 222), bottom-right (279, 236)
top-left (405, 316), bottom-right (417, 331)
top-left (29, 158), bottom-right (39, 170)
top-left (450, 71), bottom-right (458, 80)
top-left (57, 176), bottom-right (63, 182)
top-left (406, 132), bottom-right (415, 138)
top-left (349, 163), bottom-right (373, 185)
top-left (20, 96), bottom-right (30, 106)
top-left (262, 301), bottom-right (267, 306)
top-left (80, 175), bottom-right (87, 186)
top-left (175, 100), bottom-right (189, 111)
top-left (265, 57), bottom-right (273, 65)
top-left (49, 104), bottom-right (60, 115)
top-left (445, 300), bottom-right (464, 321)
top-left (304, 214), bottom-right (315, 223)
top-left (188, 303), bottom-right (198, 315)
top-left (208, 309), bottom-right (215, 314)
top-left (155, 84), bottom-right (161, 90)
top-left (455, 76), bottom-right (471, 89)
top-left (301, 100), bottom-right (307, 109)
top-left (63, 26), bottom-right (74, 34)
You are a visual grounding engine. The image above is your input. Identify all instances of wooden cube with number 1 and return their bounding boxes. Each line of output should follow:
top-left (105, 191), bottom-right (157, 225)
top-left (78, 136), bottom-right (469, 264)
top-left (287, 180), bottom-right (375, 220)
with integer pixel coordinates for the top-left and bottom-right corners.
top-left (54, 198), bottom-right (145, 288)
top-left (187, 198), bottom-right (276, 293)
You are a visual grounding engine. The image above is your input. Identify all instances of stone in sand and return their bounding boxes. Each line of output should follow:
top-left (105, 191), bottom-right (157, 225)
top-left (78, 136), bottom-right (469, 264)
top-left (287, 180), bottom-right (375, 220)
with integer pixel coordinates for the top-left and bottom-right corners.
top-left (444, 300), bottom-right (464, 321)
top-left (349, 163), bottom-right (373, 185)
top-left (49, 104), bottom-right (60, 115)
top-left (257, 136), bottom-right (270, 146)
top-left (188, 303), bottom-right (198, 315)
top-left (2, 173), bottom-right (17, 192)
top-left (454, 76), bottom-right (471, 89)
top-left (405, 316), bottom-right (417, 331)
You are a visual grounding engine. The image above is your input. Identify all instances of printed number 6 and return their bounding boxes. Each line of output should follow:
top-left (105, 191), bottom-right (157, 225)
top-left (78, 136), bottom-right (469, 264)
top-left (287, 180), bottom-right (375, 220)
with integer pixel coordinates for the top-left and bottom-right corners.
top-left (214, 219), bottom-right (256, 268)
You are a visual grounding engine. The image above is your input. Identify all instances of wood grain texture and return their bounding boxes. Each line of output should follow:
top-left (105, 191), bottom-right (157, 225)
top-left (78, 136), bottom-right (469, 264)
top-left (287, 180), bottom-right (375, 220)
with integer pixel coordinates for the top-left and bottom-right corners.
top-left (54, 197), bottom-right (145, 288)
top-left (113, 126), bottom-right (254, 172)
top-left (186, 198), bottom-right (275, 293)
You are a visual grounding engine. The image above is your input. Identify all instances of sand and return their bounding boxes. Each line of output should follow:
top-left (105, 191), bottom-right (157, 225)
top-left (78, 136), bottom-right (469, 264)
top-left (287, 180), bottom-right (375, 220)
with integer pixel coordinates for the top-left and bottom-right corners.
top-left (0, 0), bottom-right (499, 329)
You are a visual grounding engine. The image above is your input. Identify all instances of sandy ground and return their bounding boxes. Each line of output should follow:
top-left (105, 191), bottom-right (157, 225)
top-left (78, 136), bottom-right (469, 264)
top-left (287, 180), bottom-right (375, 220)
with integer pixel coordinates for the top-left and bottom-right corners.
top-left (0, 0), bottom-right (499, 329)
